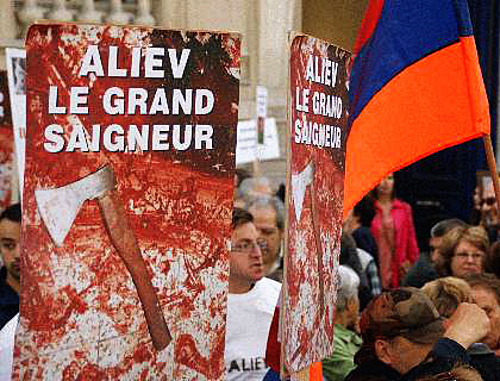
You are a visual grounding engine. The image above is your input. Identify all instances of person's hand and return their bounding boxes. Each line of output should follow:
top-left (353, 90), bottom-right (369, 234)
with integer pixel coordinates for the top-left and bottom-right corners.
top-left (443, 303), bottom-right (490, 349)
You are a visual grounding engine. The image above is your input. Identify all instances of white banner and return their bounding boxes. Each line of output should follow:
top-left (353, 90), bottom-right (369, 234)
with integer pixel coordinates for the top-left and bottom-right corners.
top-left (257, 118), bottom-right (280, 161)
top-left (236, 118), bottom-right (280, 165)
top-left (236, 120), bottom-right (257, 165)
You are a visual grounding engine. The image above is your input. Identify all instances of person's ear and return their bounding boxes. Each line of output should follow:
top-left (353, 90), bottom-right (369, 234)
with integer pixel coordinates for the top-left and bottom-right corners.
top-left (347, 297), bottom-right (359, 316)
top-left (347, 298), bottom-right (360, 328)
top-left (442, 318), bottom-right (450, 331)
top-left (375, 338), bottom-right (395, 365)
top-left (347, 298), bottom-right (355, 313)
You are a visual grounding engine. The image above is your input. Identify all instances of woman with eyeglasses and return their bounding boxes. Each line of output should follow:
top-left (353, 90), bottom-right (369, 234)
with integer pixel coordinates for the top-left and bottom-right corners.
top-left (437, 225), bottom-right (490, 279)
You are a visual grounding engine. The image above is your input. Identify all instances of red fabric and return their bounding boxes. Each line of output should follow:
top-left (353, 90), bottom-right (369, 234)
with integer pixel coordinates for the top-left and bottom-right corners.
top-left (265, 304), bottom-right (281, 372)
top-left (378, 208), bottom-right (395, 288)
top-left (371, 199), bottom-right (419, 287)
top-left (308, 362), bottom-right (323, 380)
top-left (265, 306), bottom-right (325, 380)
top-left (353, 0), bottom-right (385, 55)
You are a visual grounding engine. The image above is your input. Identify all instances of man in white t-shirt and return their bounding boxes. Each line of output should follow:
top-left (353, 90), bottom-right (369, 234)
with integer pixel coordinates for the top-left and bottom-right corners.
top-left (0, 313), bottom-right (18, 380)
top-left (225, 208), bottom-right (281, 381)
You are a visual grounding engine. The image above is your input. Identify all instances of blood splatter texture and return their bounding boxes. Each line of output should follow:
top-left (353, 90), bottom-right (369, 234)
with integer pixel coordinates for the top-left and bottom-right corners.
top-left (285, 35), bottom-right (351, 372)
top-left (17, 24), bottom-right (240, 380)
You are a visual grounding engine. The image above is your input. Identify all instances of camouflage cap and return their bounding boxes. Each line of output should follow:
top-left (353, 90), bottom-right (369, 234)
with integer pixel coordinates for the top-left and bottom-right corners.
top-left (359, 287), bottom-right (444, 344)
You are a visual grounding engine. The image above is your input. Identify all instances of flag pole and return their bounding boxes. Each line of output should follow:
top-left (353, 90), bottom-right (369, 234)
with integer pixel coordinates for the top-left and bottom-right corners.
top-left (482, 135), bottom-right (500, 213)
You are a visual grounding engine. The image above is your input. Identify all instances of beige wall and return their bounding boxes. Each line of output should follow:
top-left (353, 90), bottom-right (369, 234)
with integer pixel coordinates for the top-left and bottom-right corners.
top-left (0, 1), bottom-right (19, 70)
top-left (302, 0), bottom-right (368, 52)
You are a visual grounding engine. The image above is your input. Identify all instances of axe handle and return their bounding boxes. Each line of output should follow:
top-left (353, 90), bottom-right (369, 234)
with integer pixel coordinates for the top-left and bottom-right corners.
top-left (97, 191), bottom-right (171, 351)
top-left (310, 183), bottom-right (325, 318)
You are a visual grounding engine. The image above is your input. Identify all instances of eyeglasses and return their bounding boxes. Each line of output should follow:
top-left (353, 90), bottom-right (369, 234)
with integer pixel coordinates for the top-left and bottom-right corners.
top-left (231, 239), bottom-right (267, 254)
top-left (0, 239), bottom-right (18, 252)
top-left (481, 197), bottom-right (496, 207)
top-left (454, 251), bottom-right (484, 261)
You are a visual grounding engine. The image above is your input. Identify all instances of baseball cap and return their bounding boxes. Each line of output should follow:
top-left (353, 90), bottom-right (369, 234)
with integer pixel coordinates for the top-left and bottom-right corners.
top-left (359, 287), bottom-right (444, 344)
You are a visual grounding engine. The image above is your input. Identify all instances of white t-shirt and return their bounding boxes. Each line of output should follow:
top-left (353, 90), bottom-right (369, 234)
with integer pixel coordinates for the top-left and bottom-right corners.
top-left (225, 277), bottom-right (281, 381)
top-left (0, 313), bottom-right (18, 381)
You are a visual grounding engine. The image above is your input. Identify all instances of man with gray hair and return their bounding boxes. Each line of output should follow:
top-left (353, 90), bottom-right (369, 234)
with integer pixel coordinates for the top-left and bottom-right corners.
top-left (322, 265), bottom-right (363, 381)
top-left (403, 218), bottom-right (467, 288)
top-left (247, 196), bottom-right (285, 282)
top-left (238, 177), bottom-right (273, 199)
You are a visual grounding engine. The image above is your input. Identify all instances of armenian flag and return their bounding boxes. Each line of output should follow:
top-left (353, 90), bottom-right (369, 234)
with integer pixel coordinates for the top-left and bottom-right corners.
top-left (344, 0), bottom-right (490, 215)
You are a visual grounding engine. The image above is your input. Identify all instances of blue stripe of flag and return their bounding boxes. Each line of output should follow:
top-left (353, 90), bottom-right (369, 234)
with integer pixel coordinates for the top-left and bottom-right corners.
top-left (350, 0), bottom-right (474, 122)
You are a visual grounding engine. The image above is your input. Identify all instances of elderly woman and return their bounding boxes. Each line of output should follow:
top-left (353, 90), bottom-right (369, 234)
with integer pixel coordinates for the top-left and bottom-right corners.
top-left (437, 225), bottom-right (489, 279)
top-left (322, 265), bottom-right (362, 381)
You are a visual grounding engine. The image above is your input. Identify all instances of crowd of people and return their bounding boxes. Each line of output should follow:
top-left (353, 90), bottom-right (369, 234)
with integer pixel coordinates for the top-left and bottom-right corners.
top-left (324, 173), bottom-right (500, 381)
top-left (3, 168), bottom-right (500, 381)
top-left (227, 170), bottom-right (500, 380)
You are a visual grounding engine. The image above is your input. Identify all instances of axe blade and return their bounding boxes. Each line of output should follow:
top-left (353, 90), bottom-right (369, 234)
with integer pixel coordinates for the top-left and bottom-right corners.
top-left (35, 187), bottom-right (85, 247)
top-left (291, 162), bottom-right (314, 221)
top-left (35, 166), bottom-right (115, 247)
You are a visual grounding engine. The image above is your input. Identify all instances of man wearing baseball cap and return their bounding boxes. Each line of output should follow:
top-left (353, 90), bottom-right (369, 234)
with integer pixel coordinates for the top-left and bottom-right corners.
top-left (345, 287), bottom-right (490, 380)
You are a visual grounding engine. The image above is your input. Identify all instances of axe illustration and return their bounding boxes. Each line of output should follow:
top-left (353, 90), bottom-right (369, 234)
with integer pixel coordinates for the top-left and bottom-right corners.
top-left (291, 162), bottom-right (314, 222)
top-left (291, 161), bottom-right (326, 318)
top-left (35, 165), bottom-right (171, 351)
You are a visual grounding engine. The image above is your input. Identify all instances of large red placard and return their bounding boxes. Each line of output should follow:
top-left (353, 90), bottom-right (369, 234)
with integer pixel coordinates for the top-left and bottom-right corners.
top-left (17, 23), bottom-right (240, 380)
top-left (284, 34), bottom-right (351, 372)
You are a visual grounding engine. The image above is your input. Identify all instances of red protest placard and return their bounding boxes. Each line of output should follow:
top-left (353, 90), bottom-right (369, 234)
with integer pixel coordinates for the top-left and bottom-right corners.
top-left (17, 23), bottom-right (240, 380)
top-left (284, 34), bottom-right (351, 372)
top-left (0, 70), bottom-right (14, 212)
